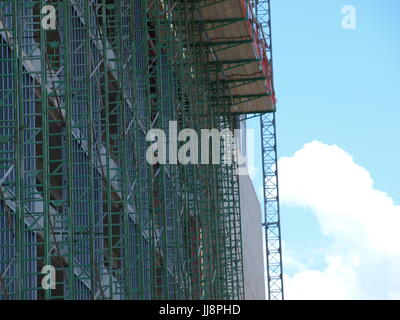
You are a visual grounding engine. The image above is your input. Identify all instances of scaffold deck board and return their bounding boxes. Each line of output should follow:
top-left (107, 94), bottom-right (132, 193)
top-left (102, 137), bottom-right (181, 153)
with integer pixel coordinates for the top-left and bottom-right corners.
top-left (200, 0), bottom-right (274, 113)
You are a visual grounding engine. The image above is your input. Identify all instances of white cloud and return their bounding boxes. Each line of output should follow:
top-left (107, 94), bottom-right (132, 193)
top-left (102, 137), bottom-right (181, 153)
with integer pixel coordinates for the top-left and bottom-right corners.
top-left (388, 292), bottom-right (400, 300)
top-left (284, 255), bottom-right (360, 300)
top-left (282, 243), bottom-right (308, 272)
top-left (278, 141), bottom-right (400, 299)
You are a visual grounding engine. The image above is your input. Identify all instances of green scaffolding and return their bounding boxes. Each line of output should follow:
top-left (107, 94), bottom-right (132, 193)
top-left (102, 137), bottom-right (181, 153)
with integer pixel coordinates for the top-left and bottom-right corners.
top-left (0, 0), bottom-right (244, 300)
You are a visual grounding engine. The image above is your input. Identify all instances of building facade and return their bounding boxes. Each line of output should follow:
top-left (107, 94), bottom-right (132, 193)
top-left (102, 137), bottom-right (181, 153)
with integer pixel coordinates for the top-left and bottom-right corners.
top-left (0, 0), bottom-right (271, 300)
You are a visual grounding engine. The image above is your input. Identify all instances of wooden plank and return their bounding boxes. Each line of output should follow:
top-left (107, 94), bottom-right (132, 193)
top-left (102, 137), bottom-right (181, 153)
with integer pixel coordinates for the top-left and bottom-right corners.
top-left (200, 0), bottom-right (272, 113)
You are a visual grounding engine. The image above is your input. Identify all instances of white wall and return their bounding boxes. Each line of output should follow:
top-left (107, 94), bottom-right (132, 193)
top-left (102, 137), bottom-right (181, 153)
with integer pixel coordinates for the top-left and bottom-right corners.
top-left (239, 174), bottom-right (266, 300)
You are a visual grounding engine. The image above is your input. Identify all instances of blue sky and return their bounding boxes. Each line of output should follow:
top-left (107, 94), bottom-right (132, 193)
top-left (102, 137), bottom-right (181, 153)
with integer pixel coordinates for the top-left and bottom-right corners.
top-left (247, 0), bottom-right (400, 299)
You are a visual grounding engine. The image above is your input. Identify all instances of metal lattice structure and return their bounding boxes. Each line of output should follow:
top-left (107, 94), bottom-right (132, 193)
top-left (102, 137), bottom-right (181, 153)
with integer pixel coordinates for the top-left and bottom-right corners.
top-left (256, 0), bottom-right (284, 300)
top-left (0, 0), bottom-right (244, 300)
top-left (260, 113), bottom-right (283, 300)
top-left (0, 0), bottom-right (281, 300)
